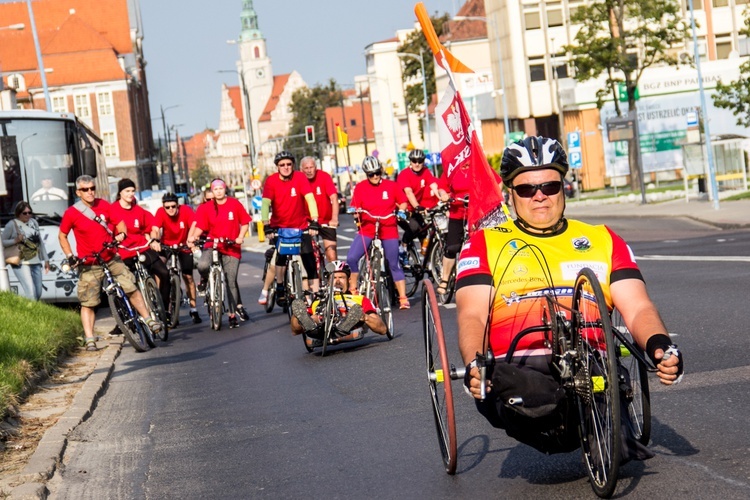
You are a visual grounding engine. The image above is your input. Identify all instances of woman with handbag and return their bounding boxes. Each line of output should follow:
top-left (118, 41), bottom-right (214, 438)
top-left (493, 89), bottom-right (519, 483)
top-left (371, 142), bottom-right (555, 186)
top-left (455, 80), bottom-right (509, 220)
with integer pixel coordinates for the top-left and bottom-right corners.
top-left (2, 201), bottom-right (50, 300)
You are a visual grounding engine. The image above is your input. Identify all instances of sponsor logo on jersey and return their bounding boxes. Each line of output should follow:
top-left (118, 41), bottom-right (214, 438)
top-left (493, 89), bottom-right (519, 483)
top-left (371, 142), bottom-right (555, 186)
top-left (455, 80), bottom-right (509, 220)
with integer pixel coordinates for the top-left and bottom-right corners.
top-left (229, 211), bottom-right (235, 221)
top-left (513, 264), bottom-right (528, 276)
top-left (420, 180), bottom-right (425, 188)
top-left (572, 236), bottom-right (591, 251)
top-left (457, 256), bottom-right (480, 274)
top-left (501, 291), bottom-right (521, 305)
top-left (291, 188), bottom-right (297, 197)
top-left (560, 261), bottom-right (608, 281)
top-left (179, 221), bottom-right (185, 228)
top-left (134, 219), bottom-right (140, 228)
top-left (316, 187), bottom-right (321, 195)
top-left (382, 191), bottom-right (389, 200)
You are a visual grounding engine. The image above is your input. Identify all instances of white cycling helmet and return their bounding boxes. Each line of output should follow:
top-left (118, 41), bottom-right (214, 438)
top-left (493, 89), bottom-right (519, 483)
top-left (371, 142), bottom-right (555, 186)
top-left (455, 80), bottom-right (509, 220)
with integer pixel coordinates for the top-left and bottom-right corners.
top-left (361, 156), bottom-right (382, 174)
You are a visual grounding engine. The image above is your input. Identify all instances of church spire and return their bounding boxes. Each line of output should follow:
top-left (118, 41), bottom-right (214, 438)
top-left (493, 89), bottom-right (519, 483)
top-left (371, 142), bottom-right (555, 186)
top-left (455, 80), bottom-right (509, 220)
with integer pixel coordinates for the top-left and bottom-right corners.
top-left (240, 1), bottom-right (262, 41)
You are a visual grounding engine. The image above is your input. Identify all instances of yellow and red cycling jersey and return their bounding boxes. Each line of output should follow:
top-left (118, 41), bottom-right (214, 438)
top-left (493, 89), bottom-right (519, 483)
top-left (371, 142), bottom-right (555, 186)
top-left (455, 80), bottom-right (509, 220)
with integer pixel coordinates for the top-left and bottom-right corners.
top-left (309, 293), bottom-right (376, 337)
top-left (455, 219), bottom-right (642, 358)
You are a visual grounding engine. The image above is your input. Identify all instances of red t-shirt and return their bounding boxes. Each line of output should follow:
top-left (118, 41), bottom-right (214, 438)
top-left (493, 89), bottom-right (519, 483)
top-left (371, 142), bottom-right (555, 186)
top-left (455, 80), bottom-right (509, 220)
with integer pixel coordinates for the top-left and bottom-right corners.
top-left (109, 202), bottom-right (159, 260)
top-left (194, 197), bottom-right (251, 259)
top-left (155, 205), bottom-right (195, 248)
top-left (438, 168), bottom-right (502, 220)
top-left (59, 199), bottom-right (117, 264)
top-left (262, 171), bottom-right (313, 229)
top-left (306, 171), bottom-right (338, 224)
top-left (397, 167), bottom-right (438, 209)
top-left (350, 179), bottom-right (406, 239)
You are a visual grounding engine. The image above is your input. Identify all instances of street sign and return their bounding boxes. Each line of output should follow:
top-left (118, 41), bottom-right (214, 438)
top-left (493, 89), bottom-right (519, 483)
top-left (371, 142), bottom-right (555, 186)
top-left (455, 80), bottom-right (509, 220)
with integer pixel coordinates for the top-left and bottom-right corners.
top-left (508, 131), bottom-right (525, 144)
top-left (606, 116), bottom-right (635, 142)
top-left (250, 179), bottom-right (262, 190)
top-left (251, 195), bottom-right (263, 211)
top-left (569, 151), bottom-right (583, 169)
top-left (429, 152), bottom-right (441, 165)
top-left (686, 111), bottom-right (698, 128)
top-left (567, 131), bottom-right (581, 150)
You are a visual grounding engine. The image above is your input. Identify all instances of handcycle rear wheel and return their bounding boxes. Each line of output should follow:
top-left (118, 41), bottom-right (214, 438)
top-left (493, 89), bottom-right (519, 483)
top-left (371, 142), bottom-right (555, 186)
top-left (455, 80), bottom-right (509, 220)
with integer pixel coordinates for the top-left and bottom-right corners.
top-left (422, 280), bottom-right (457, 474)
top-left (611, 307), bottom-right (651, 445)
top-left (167, 272), bottom-right (181, 329)
top-left (208, 267), bottom-right (223, 330)
top-left (144, 277), bottom-right (167, 342)
top-left (108, 291), bottom-right (149, 352)
top-left (572, 268), bottom-right (621, 499)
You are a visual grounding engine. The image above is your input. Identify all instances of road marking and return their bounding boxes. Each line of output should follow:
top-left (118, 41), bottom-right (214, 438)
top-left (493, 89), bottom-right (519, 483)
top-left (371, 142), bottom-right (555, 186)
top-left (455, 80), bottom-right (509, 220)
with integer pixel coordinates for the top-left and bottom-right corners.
top-left (337, 234), bottom-right (354, 242)
top-left (638, 255), bottom-right (750, 262)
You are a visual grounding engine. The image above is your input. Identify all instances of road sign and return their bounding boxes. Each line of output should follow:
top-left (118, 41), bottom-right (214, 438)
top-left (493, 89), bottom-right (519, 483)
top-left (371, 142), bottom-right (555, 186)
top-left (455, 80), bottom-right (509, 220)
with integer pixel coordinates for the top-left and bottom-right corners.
top-left (569, 151), bottom-right (583, 169)
top-left (429, 152), bottom-right (441, 165)
top-left (250, 179), bottom-right (262, 190)
top-left (567, 131), bottom-right (581, 150)
top-left (686, 111), bottom-right (698, 128)
top-left (251, 195), bottom-right (263, 211)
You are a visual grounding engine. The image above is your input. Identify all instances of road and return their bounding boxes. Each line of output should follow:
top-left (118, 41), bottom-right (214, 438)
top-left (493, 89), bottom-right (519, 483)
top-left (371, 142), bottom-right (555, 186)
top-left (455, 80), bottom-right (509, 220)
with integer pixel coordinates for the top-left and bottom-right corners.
top-left (48, 216), bottom-right (750, 499)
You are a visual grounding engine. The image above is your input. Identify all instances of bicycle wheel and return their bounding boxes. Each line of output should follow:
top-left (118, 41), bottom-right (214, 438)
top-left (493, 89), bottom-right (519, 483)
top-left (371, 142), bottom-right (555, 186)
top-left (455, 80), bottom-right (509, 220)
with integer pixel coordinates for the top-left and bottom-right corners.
top-left (144, 277), bottom-right (167, 342)
top-left (422, 280), bottom-right (457, 474)
top-left (572, 268), bottom-right (621, 499)
top-left (265, 285), bottom-right (276, 313)
top-left (108, 291), bottom-right (149, 352)
top-left (291, 261), bottom-right (304, 301)
top-left (167, 272), bottom-right (181, 329)
top-left (209, 267), bottom-right (223, 330)
top-left (611, 307), bottom-right (651, 445)
top-left (320, 295), bottom-right (337, 357)
top-left (428, 239), bottom-right (444, 284)
top-left (403, 244), bottom-right (422, 298)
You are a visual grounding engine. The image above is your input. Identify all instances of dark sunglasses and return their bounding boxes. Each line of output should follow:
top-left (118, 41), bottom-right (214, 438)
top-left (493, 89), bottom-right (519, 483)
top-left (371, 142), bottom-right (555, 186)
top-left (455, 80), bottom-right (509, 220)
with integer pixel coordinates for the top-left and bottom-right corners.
top-left (21, 210), bottom-right (33, 215)
top-left (77, 186), bottom-right (96, 192)
top-left (164, 204), bottom-right (178, 209)
top-left (367, 171), bottom-right (382, 178)
top-left (411, 159), bottom-right (425, 164)
top-left (512, 181), bottom-right (563, 198)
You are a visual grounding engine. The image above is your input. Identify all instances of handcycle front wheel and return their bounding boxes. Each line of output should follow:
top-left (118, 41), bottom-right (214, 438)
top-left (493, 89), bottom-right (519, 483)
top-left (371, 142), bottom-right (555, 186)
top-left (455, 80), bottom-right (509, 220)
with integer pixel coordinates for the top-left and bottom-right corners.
top-left (422, 279), bottom-right (457, 474)
top-left (572, 268), bottom-right (621, 499)
top-left (377, 267), bottom-right (394, 340)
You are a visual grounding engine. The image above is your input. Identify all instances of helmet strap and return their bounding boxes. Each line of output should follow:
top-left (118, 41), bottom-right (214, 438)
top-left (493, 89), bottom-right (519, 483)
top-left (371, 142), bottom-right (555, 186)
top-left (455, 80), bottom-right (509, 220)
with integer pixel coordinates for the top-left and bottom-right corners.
top-left (514, 213), bottom-right (566, 234)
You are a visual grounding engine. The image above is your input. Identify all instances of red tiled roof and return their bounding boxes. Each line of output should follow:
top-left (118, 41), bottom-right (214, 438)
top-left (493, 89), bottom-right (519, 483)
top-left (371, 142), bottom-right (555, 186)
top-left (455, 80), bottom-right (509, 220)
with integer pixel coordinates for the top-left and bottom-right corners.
top-left (20, 50), bottom-right (125, 92)
top-left (259, 74), bottom-right (291, 122)
top-left (324, 100), bottom-right (374, 143)
top-left (442, 0), bottom-right (487, 43)
top-left (227, 85), bottom-right (245, 129)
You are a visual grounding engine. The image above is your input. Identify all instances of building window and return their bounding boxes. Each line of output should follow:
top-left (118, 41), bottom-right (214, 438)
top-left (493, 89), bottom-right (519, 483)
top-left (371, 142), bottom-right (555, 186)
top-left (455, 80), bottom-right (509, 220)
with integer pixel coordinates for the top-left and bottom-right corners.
top-left (97, 92), bottom-right (113, 116)
top-left (525, 11), bottom-right (541, 30)
top-left (685, 0), bottom-right (702, 10)
top-left (553, 59), bottom-right (569, 79)
top-left (74, 94), bottom-right (90, 118)
top-left (102, 131), bottom-right (118, 157)
top-left (547, 8), bottom-right (564, 27)
top-left (716, 40), bottom-right (732, 59)
top-left (51, 95), bottom-right (67, 113)
top-left (350, 118), bottom-right (356, 127)
top-left (712, 0), bottom-right (728, 6)
top-left (254, 46), bottom-right (260, 58)
top-left (529, 60), bottom-right (546, 82)
top-left (737, 0), bottom-right (749, 4)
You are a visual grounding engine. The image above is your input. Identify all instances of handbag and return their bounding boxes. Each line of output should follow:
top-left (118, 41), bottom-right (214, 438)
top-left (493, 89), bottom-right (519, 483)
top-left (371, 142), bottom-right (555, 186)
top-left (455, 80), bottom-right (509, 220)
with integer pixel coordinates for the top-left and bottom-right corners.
top-left (4, 220), bottom-right (21, 266)
top-left (276, 228), bottom-right (303, 255)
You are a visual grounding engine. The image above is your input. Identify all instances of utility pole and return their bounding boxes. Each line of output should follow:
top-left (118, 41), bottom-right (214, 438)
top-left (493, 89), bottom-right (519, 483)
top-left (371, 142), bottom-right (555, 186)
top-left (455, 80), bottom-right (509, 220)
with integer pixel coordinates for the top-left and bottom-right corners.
top-left (358, 82), bottom-right (369, 155)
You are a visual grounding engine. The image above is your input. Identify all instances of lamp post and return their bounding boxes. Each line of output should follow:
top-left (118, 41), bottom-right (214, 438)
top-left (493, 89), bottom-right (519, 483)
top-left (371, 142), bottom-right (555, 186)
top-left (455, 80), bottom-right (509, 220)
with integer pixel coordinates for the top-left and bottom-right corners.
top-left (397, 49), bottom-right (433, 154)
top-left (160, 104), bottom-right (179, 191)
top-left (219, 69), bottom-right (254, 211)
top-left (25, 0), bottom-right (50, 110)
top-left (454, 14), bottom-right (510, 146)
top-left (368, 75), bottom-right (399, 169)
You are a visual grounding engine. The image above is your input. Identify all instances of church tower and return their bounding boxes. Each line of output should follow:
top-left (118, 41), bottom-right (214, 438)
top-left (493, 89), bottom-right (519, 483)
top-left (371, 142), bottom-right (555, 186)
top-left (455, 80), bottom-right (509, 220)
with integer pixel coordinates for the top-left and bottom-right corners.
top-left (237, 0), bottom-right (272, 159)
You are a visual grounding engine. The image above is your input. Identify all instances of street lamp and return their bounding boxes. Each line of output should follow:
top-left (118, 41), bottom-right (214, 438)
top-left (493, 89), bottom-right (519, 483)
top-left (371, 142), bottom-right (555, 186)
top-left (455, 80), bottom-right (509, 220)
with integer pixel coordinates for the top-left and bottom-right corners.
top-left (368, 75), bottom-right (399, 169)
top-left (160, 104), bottom-right (179, 191)
top-left (397, 49), bottom-right (433, 154)
top-left (454, 14), bottom-right (511, 146)
top-left (218, 69), bottom-right (254, 211)
top-left (25, 0), bottom-right (50, 111)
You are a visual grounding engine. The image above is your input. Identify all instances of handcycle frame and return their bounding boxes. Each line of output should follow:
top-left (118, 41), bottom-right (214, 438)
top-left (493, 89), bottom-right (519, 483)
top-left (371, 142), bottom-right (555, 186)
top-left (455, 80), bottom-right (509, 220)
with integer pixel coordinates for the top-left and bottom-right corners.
top-left (422, 268), bottom-right (655, 498)
top-left (120, 242), bottom-right (168, 341)
top-left (350, 208), bottom-right (395, 339)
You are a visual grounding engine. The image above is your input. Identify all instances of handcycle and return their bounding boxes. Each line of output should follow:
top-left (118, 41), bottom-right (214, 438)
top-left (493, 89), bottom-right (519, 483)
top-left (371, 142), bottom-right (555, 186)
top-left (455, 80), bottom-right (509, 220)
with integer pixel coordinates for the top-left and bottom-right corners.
top-left (161, 243), bottom-right (193, 329)
top-left (400, 201), bottom-right (450, 298)
top-left (63, 241), bottom-right (156, 352)
top-left (121, 242), bottom-right (169, 341)
top-left (422, 267), bottom-right (655, 498)
top-left (349, 207), bottom-right (396, 339)
top-left (198, 237), bottom-right (235, 330)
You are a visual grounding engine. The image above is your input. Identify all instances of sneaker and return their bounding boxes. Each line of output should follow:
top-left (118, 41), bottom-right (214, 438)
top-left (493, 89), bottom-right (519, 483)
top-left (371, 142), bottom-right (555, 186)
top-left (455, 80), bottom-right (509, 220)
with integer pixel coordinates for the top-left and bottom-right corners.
top-left (190, 310), bottom-right (202, 324)
top-left (335, 304), bottom-right (364, 335)
top-left (291, 299), bottom-right (317, 332)
top-left (399, 296), bottom-right (410, 310)
top-left (146, 317), bottom-right (163, 334)
top-left (257, 289), bottom-right (269, 305)
top-left (236, 305), bottom-right (249, 321)
top-left (197, 280), bottom-right (207, 297)
top-left (228, 315), bottom-right (240, 329)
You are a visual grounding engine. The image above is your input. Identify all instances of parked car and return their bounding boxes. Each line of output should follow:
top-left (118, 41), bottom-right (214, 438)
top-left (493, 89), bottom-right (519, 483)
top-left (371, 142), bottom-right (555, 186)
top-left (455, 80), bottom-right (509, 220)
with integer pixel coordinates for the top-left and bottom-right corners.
top-left (564, 178), bottom-right (576, 198)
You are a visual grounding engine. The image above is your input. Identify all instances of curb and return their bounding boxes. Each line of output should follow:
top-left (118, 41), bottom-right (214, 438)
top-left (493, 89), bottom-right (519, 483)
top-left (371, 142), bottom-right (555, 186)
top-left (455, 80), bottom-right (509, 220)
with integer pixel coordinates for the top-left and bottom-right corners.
top-left (6, 335), bottom-right (123, 499)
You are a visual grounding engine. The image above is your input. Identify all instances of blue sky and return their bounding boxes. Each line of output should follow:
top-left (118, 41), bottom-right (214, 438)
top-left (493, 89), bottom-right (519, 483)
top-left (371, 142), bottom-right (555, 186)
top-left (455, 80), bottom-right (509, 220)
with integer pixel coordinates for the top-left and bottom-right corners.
top-left (140, 0), bottom-right (462, 137)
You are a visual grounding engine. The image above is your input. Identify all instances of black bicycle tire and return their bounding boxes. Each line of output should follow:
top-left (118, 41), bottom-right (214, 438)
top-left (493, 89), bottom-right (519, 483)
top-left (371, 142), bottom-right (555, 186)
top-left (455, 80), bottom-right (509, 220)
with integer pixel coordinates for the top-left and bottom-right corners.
top-left (108, 291), bottom-right (149, 352)
top-left (573, 268), bottom-right (621, 499)
top-left (321, 291), bottom-right (336, 357)
top-left (144, 277), bottom-right (166, 343)
top-left (209, 267), bottom-right (223, 330)
top-left (378, 274), bottom-right (394, 340)
top-left (292, 261), bottom-right (304, 301)
top-left (404, 244), bottom-right (421, 298)
top-left (167, 272), bottom-right (181, 329)
top-left (264, 286), bottom-right (276, 313)
top-left (428, 239), bottom-right (445, 285)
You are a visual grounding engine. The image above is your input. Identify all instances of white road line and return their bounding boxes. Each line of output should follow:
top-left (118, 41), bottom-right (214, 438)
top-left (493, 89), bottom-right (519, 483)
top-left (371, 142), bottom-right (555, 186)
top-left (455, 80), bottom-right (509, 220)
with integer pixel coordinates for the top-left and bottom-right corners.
top-left (637, 255), bottom-right (750, 262)
top-left (337, 234), bottom-right (354, 242)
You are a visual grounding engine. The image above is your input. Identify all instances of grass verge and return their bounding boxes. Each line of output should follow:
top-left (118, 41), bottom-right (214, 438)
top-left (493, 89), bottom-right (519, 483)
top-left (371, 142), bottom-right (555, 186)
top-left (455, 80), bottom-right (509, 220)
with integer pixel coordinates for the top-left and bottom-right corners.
top-left (0, 292), bottom-right (82, 417)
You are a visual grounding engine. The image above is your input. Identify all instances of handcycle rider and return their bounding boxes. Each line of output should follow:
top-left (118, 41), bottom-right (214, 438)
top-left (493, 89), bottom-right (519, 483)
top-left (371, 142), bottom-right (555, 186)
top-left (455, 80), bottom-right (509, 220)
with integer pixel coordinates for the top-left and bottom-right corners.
top-left (290, 260), bottom-right (387, 348)
top-left (456, 136), bottom-right (684, 459)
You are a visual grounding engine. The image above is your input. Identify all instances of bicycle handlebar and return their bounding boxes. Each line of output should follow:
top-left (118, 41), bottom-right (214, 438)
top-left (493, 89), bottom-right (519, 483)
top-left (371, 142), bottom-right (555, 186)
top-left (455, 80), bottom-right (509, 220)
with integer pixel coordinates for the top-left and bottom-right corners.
top-left (348, 208), bottom-right (397, 220)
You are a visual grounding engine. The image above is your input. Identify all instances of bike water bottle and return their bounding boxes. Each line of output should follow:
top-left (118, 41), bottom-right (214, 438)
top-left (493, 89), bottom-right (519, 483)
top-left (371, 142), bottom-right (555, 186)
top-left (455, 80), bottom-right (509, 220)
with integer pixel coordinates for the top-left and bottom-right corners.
top-left (420, 236), bottom-right (429, 255)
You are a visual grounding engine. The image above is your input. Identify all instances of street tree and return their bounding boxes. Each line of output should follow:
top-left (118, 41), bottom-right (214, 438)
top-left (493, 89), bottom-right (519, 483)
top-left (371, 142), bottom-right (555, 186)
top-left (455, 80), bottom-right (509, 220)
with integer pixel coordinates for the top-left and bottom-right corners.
top-left (287, 79), bottom-right (343, 160)
top-left (191, 160), bottom-right (215, 191)
top-left (713, 12), bottom-right (750, 127)
top-left (565, 0), bottom-right (689, 191)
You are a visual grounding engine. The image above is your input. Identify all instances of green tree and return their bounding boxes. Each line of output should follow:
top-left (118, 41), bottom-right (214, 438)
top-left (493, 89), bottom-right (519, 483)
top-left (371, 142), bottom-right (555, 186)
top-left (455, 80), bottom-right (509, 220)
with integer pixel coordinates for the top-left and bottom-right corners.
top-left (287, 79), bottom-right (343, 159)
top-left (713, 12), bottom-right (750, 127)
top-left (191, 160), bottom-right (215, 190)
top-left (398, 13), bottom-right (450, 139)
top-left (565, 0), bottom-right (689, 191)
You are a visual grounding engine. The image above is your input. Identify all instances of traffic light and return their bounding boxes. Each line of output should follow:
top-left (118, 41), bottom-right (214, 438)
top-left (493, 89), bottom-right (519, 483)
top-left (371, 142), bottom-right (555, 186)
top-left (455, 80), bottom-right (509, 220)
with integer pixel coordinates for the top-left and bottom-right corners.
top-left (305, 125), bottom-right (315, 144)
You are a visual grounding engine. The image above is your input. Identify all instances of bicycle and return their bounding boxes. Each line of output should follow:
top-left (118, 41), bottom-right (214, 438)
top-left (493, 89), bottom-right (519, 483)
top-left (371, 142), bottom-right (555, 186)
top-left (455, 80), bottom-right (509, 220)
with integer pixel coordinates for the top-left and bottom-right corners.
top-left (266, 228), bottom-right (307, 319)
top-left (162, 244), bottom-right (193, 329)
top-left (63, 241), bottom-right (156, 352)
top-left (349, 208), bottom-right (395, 339)
top-left (422, 268), bottom-right (655, 498)
top-left (400, 202), bottom-right (450, 298)
top-left (198, 237), bottom-right (235, 330)
top-left (121, 243), bottom-right (169, 341)
top-left (429, 196), bottom-right (469, 305)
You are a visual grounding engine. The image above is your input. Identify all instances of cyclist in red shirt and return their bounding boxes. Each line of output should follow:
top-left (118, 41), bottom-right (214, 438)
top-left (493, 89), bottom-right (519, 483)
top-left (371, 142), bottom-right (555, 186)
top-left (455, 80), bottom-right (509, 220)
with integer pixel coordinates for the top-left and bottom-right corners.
top-left (397, 149), bottom-right (439, 247)
top-left (155, 192), bottom-right (201, 324)
top-left (109, 178), bottom-right (171, 315)
top-left (188, 178), bottom-right (251, 328)
top-left (346, 156), bottom-right (410, 309)
top-left (58, 175), bottom-right (162, 351)
top-left (300, 156), bottom-right (339, 262)
top-left (261, 151), bottom-right (319, 305)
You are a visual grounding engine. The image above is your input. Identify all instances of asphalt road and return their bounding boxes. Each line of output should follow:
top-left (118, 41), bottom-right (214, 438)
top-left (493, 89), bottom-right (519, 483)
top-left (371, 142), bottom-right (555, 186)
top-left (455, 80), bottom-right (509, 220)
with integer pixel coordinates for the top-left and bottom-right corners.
top-left (48, 216), bottom-right (750, 499)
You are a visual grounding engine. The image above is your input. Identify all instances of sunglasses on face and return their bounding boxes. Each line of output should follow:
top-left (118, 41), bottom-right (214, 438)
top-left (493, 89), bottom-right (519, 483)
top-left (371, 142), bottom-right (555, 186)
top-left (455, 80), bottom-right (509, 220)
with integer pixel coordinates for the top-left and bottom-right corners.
top-left (411, 159), bottom-right (425, 164)
top-left (367, 171), bottom-right (382, 178)
top-left (278, 163), bottom-right (294, 168)
top-left (77, 186), bottom-right (96, 193)
top-left (21, 211), bottom-right (33, 215)
top-left (164, 204), bottom-right (178, 210)
top-left (512, 181), bottom-right (563, 198)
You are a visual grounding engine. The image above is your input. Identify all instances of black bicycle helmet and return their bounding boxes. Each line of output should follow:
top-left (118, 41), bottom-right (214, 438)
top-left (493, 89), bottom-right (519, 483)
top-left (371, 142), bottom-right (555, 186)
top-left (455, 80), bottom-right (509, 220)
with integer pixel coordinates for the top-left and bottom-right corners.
top-left (361, 155), bottom-right (381, 174)
top-left (162, 192), bottom-right (178, 204)
top-left (408, 149), bottom-right (426, 162)
top-left (274, 150), bottom-right (295, 166)
top-left (500, 136), bottom-right (568, 183)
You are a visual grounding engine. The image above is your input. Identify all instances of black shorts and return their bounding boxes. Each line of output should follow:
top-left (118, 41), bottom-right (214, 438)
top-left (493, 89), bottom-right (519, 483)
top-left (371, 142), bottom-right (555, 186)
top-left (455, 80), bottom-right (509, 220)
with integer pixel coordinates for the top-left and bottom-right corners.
top-left (445, 218), bottom-right (465, 258)
top-left (318, 226), bottom-right (337, 242)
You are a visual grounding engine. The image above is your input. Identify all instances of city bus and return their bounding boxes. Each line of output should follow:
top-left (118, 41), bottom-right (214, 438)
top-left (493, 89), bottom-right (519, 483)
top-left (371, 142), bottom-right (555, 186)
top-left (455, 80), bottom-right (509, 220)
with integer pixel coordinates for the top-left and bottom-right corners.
top-left (1, 110), bottom-right (110, 302)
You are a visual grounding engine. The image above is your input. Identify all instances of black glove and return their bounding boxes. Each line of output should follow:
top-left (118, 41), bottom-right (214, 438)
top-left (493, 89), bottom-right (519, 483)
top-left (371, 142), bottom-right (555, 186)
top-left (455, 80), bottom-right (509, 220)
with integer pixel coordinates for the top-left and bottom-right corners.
top-left (264, 225), bottom-right (275, 239)
top-left (308, 220), bottom-right (320, 232)
top-left (646, 334), bottom-right (684, 377)
top-left (414, 205), bottom-right (425, 213)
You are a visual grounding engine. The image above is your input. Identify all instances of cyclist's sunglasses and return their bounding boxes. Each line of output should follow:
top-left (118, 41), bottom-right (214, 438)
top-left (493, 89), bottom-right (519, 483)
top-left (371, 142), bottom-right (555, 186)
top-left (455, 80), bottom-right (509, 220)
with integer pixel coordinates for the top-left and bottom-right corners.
top-left (77, 186), bottom-right (96, 193)
top-left (163, 204), bottom-right (178, 210)
top-left (411, 159), bottom-right (425, 164)
top-left (367, 170), bottom-right (382, 178)
top-left (512, 181), bottom-right (563, 198)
